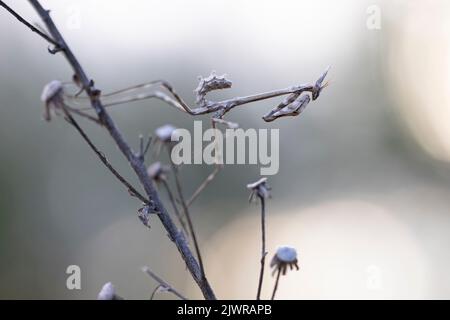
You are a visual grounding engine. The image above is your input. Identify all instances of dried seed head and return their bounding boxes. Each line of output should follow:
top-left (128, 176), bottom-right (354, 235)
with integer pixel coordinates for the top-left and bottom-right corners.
top-left (97, 282), bottom-right (118, 300)
top-left (270, 246), bottom-right (299, 275)
top-left (40, 80), bottom-right (63, 103)
top-left (274, 246), bottom-right (297, 263)
top-left (147, 161), bottom-right (169, 181)
top-left (155, 124), bottom-right (177, 143)
top-left (194, 71), bottom-right (232, 106)
top-left (247, 177), bottom-right (271, 201)
top-left (246, 177), bottom-right (268, 190)
top-left (41, 80), bottom-right (64, 121)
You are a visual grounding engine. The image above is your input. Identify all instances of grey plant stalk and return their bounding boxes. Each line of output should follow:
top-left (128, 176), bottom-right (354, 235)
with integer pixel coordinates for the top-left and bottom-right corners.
top-left (166, 146), bottom-right (206, 280)
top-left (5, 0), bottom-right (215, 299)
top-left (160, 178), bottom-right (189, 238)
top-left (256, 196), bottom-right (266, 300)
top-left (142, 266), bottom-right (187, 300)
top-left (271, 268), bottom-right (282, 300)
top-left (247, 178), bottom-right (271, 300)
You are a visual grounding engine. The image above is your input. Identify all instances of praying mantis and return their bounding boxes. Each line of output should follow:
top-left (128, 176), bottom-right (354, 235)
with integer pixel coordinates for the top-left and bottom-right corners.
top-left (60, 68), bottom-right (329, 125)
top-left (42, 68), bottom-right (329, 205)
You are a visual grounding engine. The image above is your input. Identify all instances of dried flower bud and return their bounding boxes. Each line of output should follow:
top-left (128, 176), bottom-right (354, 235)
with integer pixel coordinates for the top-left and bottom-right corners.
top-left (155, 124), bottom-right (177, 143)
top-left (41, 80), bottom-right (64, 121)
top-left (41, 80), bottom-right (63, 103)
top-left (194, 71), bottom-right (232, 106)
top-left (247, 177), bottom-right (271, 201)
top-left (147, 162), bottom-right (169, 181)
top-left (97, 282), bottom-right (122, 300)
top-left (270, 246), bottom-right (299, 275)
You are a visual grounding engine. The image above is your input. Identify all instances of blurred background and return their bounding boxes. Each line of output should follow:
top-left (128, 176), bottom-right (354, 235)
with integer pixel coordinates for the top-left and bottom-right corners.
top-left (0, 0), bottom-right (449, 299)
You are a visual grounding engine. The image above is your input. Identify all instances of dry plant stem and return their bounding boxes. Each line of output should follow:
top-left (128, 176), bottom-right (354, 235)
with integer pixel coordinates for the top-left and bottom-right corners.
top-left (0, 1), bottom-right (59, 46)
top-left (138, 134), bottom-right (152, 161)
top-left (142, 266), bottom-right (187, 300)
top-left (271, 268), bottom-right (282, 300)
top-left (150, 284), bottom-right (163, 300)
top-left (160, 178), bottom-right (189, 237)
top-left (23, 0), bottom-right (215, 299)
top-left (167, 147), bottom-right (206, 280)
top-left (65, 104), bottom-right (102, 124)
top-left (256, 196), bottom-right (266, 300)
top-left (61, 108), bottom-right (148, 204)
top-left (187, 119), bottom-right (223, 206)
top-left (187, 165), bottom-right (221, 206)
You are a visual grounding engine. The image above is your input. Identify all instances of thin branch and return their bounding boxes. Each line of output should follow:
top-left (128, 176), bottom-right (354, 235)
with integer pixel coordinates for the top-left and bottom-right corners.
top-left (61, 107), bottom-right (148, 204)
top-left (142, 266), bottom-right (188, 300)
top-left (167, 146), bottom-right (206, 280)
top-left (256, 196), bottom-right (266, 300)
top-left (0, 1), bottom-right (59, 46)
top-left (138, 134), bottom-right (152, 161)
top-left (160, 178), bottom-right (189, 238)
top-left (64, 104), bottom-right (102, 124)
top-left (187, 119), bottom-right (224, 207)
top-left (187, 165), bottom-right (221, 207)
top-left (150, 284), bottom-right (163, 300)
top-left (271, 268), bottom-right (282, 300)
top-left (17, 0), bottom-right (216, 299)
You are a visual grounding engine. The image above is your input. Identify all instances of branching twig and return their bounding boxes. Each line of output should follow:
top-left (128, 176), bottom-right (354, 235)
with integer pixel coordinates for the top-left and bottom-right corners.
top-left (187, 165), bottom-right (221, 206)
top-left (0, 1), bottom-right (59, 47)
top-left (256, 196), bottom-right (266, 300)
top-left (142, 266), bottom-right (187, 300)
top-left (14, 0), bottom-right (216, 299)
top-left (2, 0), bottom-right (328, 301)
